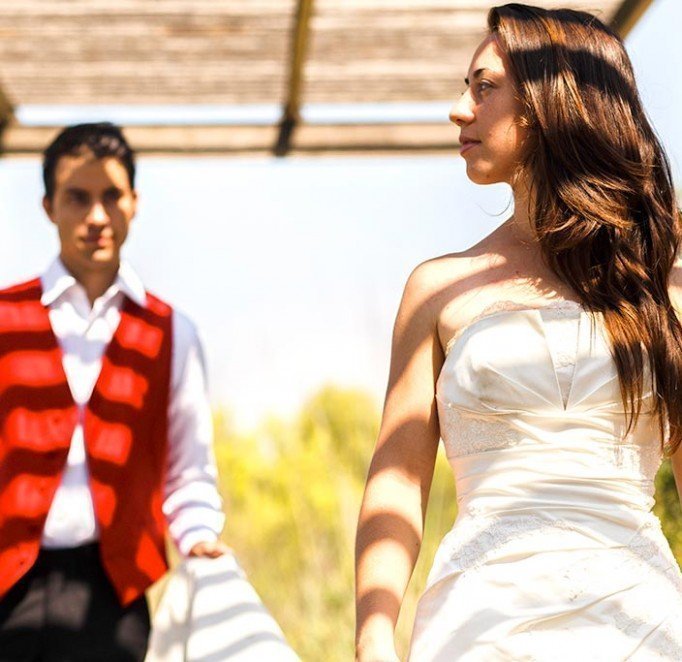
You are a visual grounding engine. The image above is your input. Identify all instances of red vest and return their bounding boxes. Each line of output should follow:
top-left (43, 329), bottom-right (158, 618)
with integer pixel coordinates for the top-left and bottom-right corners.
top-left (0, 277), bottom-right (173, 606)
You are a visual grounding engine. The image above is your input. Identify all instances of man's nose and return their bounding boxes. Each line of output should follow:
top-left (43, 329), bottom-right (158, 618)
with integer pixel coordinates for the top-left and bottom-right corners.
top-left (87, 202), bottom-right (108, 224)
top-left (449, 90), bottom-right (475, 126)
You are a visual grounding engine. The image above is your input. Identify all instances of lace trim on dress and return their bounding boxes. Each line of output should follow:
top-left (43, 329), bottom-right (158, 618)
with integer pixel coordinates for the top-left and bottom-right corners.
top-left (424, 514), bottom-right (682, 657)
top-left (438, 399), bottom-right (662, 475)
top-left (445, 298), bottom-right (586, 356)
top-left (626, 518), bottom-right (682, 591)
top-left (616, 519), bottom-right (682, 657)
top-left (540, 307), bottom-right (582, 408)
top-left (426, 513), bottom-right (584, 581)
top-left (437, 404), bottom-right (526, 458)
top-left (433, 511), bottom-right (682, 586)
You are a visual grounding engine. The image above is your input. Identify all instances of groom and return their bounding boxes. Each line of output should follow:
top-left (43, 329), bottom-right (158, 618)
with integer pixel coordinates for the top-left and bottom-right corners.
top-left (0, 122), bottom-right (228, 660)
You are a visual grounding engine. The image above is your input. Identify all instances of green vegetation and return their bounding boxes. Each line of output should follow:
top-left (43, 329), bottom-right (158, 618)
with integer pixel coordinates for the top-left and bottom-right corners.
top-left (213, 386), bottom-right (380, 662)
top-left (655, 458), bottom-right (682, 560)
top-left (211, 386), bottom-right (681, 661)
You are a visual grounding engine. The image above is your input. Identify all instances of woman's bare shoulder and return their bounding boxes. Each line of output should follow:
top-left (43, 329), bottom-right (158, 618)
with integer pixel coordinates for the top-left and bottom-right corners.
top-left (403, 250), bottom-right (480, 306)
top-left (397, 247), bottom-right (491, 346)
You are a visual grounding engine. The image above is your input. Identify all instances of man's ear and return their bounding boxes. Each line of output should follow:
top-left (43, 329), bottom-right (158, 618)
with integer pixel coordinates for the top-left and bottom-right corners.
top-left (42, 195), bottom-right (55, 224)
top-left (132, 189), bottom-right (138, 214)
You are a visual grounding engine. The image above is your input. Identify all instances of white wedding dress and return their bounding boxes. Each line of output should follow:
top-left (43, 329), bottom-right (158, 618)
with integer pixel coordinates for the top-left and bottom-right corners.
top-left (408, 301), bottom-right (682, 661)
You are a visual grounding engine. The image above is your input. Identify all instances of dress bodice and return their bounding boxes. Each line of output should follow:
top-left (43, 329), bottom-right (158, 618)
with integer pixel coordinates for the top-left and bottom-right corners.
top-left (436, 301), bottom-right (662, 518)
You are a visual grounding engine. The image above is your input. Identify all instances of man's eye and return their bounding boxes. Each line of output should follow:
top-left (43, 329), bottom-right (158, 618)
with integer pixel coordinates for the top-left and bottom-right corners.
top-left (68, 191), bottom-right (89, 205)
top-left (103, 190), bottom-right (123, 204)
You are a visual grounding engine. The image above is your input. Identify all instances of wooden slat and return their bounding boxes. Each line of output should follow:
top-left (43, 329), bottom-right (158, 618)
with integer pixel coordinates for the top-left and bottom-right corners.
top-left (293, 122), bottom-right (457, 152)
top-left (0, 122), bottom-right (455, 156)
top-left (0, 124), bottom-right (278, 155)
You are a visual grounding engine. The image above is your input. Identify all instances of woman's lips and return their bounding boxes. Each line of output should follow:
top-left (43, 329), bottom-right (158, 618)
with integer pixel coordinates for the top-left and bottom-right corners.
top-left (460, 140), bottom-right (481, 155)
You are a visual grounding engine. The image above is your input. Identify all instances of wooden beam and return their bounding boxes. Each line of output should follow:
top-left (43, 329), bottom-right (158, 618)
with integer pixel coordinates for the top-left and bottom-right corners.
top-left (0, 91), bottom-right (13, 126)
top-left (0, 122), bottom-right (457, 157)
top-left (0, 86), bottom-right (16, 153)
top-left (610, 0), bottom-right (654, 37)
top-left (275, 0), bottom-right (315, 156)
top-left (0, 124), bottom-right (278, 156)
top-left (292, 123), bottom-right (456, 154)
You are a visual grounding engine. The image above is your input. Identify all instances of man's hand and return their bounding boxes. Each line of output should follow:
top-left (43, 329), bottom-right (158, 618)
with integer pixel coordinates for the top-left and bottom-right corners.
top-left (188, 540), bottom-right (231, 558)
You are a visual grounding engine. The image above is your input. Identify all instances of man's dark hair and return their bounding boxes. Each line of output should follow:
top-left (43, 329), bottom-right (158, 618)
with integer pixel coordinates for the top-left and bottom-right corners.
top-left (42, 122), bottom-right (136, 199)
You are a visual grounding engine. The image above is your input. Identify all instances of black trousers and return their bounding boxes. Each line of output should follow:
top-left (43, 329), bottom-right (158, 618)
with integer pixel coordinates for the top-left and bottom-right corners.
top-left (0, 544), bottom-right (150, 662)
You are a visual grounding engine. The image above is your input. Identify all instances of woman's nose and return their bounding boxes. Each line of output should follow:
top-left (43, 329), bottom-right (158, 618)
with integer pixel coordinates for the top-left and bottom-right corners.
top-left (449, 90), bottom-right (475, 126)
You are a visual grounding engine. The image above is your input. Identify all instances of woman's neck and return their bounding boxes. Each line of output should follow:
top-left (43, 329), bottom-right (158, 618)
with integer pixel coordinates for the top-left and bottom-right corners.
top-left (507, 180), bottom-right (536, 245)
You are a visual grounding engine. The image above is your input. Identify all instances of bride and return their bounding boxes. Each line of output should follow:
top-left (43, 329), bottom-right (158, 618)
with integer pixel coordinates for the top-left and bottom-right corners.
top-left (354, 4), bottom-right (682, 661)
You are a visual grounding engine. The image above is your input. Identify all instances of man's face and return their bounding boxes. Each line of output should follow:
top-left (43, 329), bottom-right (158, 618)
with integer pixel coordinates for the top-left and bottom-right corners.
top-left (43, 148), bottom-right (137, 272)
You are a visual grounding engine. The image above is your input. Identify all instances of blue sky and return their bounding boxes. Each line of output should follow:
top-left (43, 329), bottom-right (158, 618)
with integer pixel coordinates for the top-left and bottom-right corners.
top-left (0, 0), bottom-right (679, 429)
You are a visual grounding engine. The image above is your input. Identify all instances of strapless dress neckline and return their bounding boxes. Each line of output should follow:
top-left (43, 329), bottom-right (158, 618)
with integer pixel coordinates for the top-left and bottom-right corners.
top-left (445, 299), bottom-right (589, 356)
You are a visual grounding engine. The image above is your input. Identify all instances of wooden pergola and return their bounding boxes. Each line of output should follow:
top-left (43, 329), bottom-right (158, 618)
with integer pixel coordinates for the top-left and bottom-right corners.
top-left (0, 0), bottom-right (653, 156)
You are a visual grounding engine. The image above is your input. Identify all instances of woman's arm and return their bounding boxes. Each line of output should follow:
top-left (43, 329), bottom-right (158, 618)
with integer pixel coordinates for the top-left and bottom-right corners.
top-left (355, 263), bottom-right (444, 661)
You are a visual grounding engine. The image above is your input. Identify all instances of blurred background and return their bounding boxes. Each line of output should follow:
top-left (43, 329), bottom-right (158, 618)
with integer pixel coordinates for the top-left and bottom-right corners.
top-left (0, 0), bottom-right (679, 659)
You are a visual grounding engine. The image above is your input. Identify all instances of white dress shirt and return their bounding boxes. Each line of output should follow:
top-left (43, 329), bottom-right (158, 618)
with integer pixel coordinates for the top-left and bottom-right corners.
top-left (39, 258), bottom-right (225, 556)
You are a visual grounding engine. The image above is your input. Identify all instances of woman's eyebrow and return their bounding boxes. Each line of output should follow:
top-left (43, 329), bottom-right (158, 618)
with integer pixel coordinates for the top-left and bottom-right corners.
top-left (464, 67), bottom-right (493, 86)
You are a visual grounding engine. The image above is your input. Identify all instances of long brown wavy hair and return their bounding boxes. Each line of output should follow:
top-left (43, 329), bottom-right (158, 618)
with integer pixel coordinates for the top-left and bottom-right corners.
top-left (488, 4), bottom-right (682, 453)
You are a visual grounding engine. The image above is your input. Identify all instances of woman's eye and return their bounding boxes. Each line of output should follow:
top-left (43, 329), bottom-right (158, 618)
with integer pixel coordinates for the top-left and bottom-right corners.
top-left (477, 81), bottom-right (492, 94)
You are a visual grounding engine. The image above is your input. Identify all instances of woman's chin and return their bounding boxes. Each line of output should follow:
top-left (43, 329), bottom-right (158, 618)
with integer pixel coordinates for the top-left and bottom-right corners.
top-left (465, 167), bottom-right (496, 185)
top-left (463, 161), bottom-right (507, 186)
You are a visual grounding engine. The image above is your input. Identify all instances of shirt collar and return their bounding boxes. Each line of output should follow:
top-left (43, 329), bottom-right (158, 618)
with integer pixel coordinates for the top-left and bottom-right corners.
top-left (116, 261), bottom-right (147, 307)
top-left (40, 257), bottom-right (147, 308)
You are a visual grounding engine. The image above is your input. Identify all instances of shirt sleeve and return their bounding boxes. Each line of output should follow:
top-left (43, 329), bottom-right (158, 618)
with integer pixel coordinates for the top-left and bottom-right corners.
top-left (163, 310), bottom-right (226, 557)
